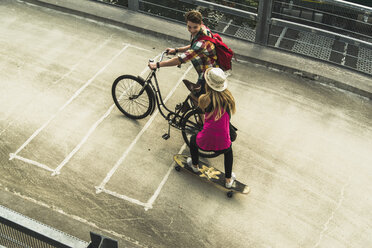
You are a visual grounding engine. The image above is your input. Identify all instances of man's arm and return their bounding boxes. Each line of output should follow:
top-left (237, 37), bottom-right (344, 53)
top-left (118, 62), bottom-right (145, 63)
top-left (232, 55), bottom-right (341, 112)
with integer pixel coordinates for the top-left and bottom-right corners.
top-left (166, 45), bottom-right (190, 55)
top-left (148, 44), bottom-right (192, 70)
top-left (176, 45), bottom-right (190, 53)
top-left (148, 56), bottom-right (181, 70)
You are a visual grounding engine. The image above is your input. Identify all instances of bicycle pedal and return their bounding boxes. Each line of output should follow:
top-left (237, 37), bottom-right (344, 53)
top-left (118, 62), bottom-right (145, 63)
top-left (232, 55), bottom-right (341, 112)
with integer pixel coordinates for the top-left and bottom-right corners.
top-left (162, 133), bottom-right (170, 140)
top-left (175, 103), bottom-right (183, 111)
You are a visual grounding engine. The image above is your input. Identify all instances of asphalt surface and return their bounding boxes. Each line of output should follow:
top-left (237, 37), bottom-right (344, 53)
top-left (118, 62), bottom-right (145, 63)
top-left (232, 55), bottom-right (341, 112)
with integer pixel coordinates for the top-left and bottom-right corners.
top-left (1, 1), bottom-right (372, 247)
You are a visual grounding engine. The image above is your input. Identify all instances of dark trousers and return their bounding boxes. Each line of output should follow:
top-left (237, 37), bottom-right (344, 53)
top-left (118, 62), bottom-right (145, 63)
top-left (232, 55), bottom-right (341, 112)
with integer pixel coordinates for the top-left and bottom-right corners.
top-left (190, 134), bottom-right (233, 178)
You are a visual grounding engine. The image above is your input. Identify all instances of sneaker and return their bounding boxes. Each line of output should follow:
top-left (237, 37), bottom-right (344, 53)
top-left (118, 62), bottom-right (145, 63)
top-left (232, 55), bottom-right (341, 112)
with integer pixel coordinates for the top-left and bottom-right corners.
top-left (225, 172), bottom-right (236, 188)
top-left (186, 157), bottom-right (199, 173)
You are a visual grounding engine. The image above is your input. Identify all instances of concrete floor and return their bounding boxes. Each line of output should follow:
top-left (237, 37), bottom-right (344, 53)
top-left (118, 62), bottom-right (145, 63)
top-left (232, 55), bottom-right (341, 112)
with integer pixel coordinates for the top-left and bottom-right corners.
top-left (1, 1), bottom-right (372, 247)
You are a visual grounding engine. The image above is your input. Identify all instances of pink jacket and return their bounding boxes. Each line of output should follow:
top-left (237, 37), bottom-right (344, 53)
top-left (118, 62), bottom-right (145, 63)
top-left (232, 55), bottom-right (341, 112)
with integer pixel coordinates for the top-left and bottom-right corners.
top-left (196, 110), bottom-right (231, 151)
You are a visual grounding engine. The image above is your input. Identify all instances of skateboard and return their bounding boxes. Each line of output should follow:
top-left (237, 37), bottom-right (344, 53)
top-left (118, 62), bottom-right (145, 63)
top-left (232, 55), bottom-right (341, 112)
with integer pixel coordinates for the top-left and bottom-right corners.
top-left (173, 154), bottom-right (250, 198)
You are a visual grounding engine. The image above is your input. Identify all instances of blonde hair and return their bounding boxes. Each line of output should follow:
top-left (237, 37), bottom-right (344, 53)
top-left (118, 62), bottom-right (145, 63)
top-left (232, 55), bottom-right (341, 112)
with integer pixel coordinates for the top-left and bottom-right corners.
top-left (198, 84), bottom-right (236, 121)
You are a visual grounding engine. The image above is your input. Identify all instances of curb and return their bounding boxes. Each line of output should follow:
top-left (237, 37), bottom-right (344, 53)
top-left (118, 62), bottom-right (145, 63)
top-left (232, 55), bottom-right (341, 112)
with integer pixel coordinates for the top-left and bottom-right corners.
top-left (20, 0), bottom-right (372, 100)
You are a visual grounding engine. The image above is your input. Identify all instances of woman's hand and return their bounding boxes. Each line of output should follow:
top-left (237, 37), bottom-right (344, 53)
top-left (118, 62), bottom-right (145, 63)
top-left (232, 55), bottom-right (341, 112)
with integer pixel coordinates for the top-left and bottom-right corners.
top-left (148, 62), bottom-right (157, 70)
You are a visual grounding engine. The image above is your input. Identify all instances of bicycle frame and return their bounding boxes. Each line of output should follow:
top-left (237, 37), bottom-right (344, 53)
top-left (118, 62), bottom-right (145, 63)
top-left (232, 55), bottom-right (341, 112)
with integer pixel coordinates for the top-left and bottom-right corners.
top-left (112, 53), bottom-right (215, 156)
top-left (137, 52), bottom-right (197, 131)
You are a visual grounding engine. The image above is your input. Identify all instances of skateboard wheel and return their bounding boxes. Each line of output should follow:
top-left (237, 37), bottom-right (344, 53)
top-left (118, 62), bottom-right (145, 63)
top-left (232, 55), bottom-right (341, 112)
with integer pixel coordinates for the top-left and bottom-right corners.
top-left (227, 191), bottom-right (233, 198)
top-left (175, 165), bottom-right (181, 172)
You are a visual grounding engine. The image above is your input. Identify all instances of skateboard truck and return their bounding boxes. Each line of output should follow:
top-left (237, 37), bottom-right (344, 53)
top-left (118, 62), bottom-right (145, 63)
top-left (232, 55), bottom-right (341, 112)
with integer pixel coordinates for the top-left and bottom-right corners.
top-left (162, 122), bottom-right (171, 140)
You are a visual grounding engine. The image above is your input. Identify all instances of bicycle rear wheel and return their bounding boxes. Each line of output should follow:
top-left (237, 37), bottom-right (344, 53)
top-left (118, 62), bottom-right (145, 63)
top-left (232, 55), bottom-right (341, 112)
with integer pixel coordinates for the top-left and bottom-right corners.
top-left (181, 109), bottom-right (218, 158)
top-left (112, 75), bottom-right (154, 119)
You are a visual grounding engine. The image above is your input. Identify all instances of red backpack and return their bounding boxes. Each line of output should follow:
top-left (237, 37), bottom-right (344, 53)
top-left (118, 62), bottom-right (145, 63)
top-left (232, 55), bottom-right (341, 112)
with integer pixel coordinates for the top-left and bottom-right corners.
top-left (196, 33), bottom-right (234, 71)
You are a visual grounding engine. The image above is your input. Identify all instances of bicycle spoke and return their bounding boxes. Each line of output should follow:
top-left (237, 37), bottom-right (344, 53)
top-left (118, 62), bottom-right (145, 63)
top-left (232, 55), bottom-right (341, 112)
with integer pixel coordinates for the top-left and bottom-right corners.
top-left (112, 75), bottom-right (153, 119)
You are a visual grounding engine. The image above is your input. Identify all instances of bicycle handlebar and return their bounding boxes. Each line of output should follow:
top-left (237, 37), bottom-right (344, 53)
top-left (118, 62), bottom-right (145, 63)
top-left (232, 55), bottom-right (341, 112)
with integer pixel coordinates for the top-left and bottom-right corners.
top-left (149, 50), bottom-right (181, 70)
top-left (159, 50), bottom-right (168, 62)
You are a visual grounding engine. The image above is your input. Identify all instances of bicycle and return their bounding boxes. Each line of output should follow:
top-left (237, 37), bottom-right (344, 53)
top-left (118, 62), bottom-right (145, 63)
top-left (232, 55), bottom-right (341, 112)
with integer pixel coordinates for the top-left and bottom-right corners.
top-left (111, 51), bottom-right (218, 158)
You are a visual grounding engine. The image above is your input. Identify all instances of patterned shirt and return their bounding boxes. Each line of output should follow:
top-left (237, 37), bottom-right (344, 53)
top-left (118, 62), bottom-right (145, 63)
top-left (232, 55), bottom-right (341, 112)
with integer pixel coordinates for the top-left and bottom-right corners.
top-left (178, 25), bottom-right (218, 80)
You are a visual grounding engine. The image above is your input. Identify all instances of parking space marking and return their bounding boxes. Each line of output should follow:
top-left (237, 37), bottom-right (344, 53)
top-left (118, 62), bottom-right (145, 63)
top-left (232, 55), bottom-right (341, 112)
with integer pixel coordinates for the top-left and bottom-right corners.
top-left (52, 104), bottom-right (117, 176)
top-left (98, 143), bottom-right (187, 211)
top-left (9, 44), bottom-right (131, 165)
top-left (52, 36), bottom-right (114, 85)
top-left (51, 52), bottom-right (163, 176)
top-left (95, 65), bottom-right (192, 210)
top-left (9, 154), bottom-right (54, 172)
top-left (0, 37), bottom-right (112, 138)
top-left (146, 143), bottom-right (187, 211)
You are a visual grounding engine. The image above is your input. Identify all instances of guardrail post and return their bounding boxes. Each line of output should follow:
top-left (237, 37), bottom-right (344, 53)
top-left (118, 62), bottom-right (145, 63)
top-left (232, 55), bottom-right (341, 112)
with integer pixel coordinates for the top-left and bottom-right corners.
top-left (255, 0), bottom-right (274, 46)
top-left (87, 232), bottom-right (118, 248)
top-left (128, 0), bottom-right (139, 11)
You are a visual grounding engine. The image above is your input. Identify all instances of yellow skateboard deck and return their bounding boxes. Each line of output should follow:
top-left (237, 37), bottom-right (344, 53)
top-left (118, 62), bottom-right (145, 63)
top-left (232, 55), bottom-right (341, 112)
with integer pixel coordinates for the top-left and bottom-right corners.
top-left (174, 154), bottom-right (250, 197)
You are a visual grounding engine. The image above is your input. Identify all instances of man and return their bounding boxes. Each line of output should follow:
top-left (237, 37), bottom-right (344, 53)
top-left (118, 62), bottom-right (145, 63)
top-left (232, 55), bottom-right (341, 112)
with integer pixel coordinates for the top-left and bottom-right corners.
top-left (148, 10), bottom-right (218, 97)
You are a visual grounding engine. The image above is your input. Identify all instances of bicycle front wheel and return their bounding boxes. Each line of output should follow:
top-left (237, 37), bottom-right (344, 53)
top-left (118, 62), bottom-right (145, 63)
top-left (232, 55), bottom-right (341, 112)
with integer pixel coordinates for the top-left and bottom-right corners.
top-left (112, 75), bottom-right (154, 119)
top-left (181, 109), bottom-right (218, 158)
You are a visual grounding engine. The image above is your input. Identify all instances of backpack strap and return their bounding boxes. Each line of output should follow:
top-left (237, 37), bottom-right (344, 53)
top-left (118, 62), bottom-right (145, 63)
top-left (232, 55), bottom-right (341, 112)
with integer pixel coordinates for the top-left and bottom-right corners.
top-left (192, 35), bottom-right (215, 47)
top-left (195, 35), bottom-right (215, 44)
top-left (191, 35), bottom-right (217, 64)
top-left (196, 35), bottom-right (214, 42)
top-left (196, 34), bottom-right (237, 63)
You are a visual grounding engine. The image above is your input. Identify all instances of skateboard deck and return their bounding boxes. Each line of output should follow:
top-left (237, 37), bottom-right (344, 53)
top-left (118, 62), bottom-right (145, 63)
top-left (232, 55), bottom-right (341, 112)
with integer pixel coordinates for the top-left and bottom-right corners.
top-left (173, 154), bottom-right (250, 197)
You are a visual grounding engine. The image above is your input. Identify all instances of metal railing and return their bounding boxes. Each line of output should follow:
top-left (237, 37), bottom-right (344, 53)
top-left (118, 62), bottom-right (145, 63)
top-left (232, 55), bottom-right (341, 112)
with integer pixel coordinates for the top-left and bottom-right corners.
top-left (0, 206), bottom-right (87, 248)
top-left (92, 0), bottom-right (372, 75)
top-left (0, 205), bottom-right (118, 248)
top-left (270, 0), bottom-right (372, 75)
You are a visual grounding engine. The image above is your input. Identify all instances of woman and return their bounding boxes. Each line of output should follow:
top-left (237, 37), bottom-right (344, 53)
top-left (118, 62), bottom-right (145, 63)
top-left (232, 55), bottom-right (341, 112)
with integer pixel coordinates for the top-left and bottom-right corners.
top-left (188, 68), bottom-right (236, 188)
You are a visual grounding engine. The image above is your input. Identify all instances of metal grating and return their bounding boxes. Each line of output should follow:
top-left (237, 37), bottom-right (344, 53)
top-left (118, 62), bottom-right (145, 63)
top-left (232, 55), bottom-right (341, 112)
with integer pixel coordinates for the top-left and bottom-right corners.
top-left (234, 24), bottom-right (256, 41)
top-left (0, 206), bottom-right (88, 248)
top-left (357, 47), bottom-right (372, 75)
top-left (0, 222), bottom-right (57, 248)
top-left (292, 31), bottom-right (333, 60)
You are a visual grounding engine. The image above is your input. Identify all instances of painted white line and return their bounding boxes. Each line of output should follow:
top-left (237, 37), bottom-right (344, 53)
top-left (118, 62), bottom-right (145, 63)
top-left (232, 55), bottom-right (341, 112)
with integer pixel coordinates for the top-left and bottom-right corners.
top-left (96, 65), bottom-right (193, 194)
top-left (52, 104), bottom-right (116, 176)
top-left (145, 143), bottom-right (187, 211)
top-left (96, 143), bottom-right (187, 211)
top-left (9, 44), bottom-right (130, 160)
top-left (2, 186), bottom-right (146, 248)
top-left (275, 27), bottom-right (288, 48)
top-left (128, 44), bottom-right (153, 53)
top-left (52, 37), bottom-right (113, 85)
top-left (222, 19), bottom-right (233, 33)
top-left (0, 38), bottom-right (112, 138)
top-left (0, 127), bottom-right (7, 136)
top-left (98, 187), bottom-right (149, 209)
top-left (51, 53), bottom-right (162, 175)
top-left (8, 154), bottom-right (54, 172)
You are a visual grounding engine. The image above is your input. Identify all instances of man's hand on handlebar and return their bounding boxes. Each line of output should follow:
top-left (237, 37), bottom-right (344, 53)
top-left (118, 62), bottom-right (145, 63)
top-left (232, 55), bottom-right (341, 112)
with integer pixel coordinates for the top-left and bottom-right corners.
top-left (148, 50), bottom-right (182, 70)
top-left (166, 48), bottom-right (177, 55)
top-left (148, 62), bottom-right (157, 70)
